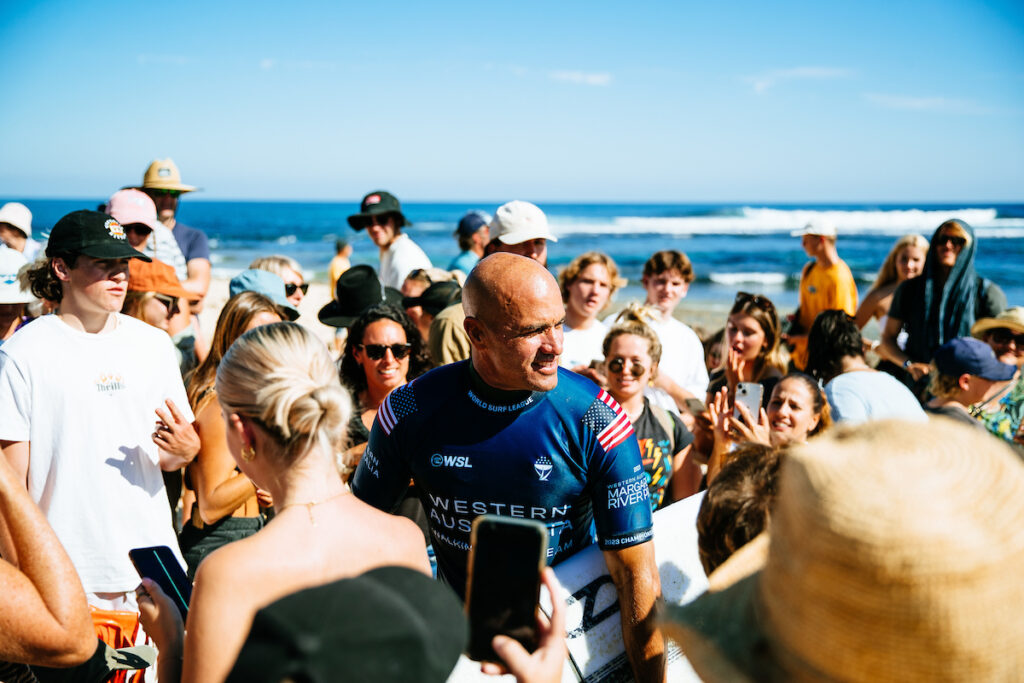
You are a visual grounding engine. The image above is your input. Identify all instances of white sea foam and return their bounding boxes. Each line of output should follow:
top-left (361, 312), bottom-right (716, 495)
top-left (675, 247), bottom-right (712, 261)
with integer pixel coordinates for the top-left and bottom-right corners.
top-left (276, 234), bottom-right (297, 245)
top-left (708, 272), bottom-right (788, 286)
top-left (548, 207), bottom-right (1018, 237)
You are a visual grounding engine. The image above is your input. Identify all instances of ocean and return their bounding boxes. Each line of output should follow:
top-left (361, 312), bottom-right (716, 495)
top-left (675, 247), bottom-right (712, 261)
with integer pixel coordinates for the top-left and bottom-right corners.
top-left (9, 199), bottom-right (1024, 317)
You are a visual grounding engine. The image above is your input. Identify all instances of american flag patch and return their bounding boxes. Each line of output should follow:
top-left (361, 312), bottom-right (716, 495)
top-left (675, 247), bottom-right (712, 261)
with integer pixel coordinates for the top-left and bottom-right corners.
top-left (377, 384), bottom-right (417, 435)
top-left (582, 390), bottom-right (635, 452)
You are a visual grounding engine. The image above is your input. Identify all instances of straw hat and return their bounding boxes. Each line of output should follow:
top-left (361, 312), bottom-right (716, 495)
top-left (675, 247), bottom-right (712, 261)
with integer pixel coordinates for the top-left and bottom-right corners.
top-left (664, 418), bottom-right (1024, 682)
top-left (971, 306), bottom-right (1024, 339)
top-left (141, 158), bottom-right (196, 193)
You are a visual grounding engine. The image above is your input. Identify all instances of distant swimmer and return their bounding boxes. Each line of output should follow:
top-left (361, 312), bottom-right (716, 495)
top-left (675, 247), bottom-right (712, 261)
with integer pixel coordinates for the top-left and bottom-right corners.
top-left (352, 253), bottom-right (665, 683)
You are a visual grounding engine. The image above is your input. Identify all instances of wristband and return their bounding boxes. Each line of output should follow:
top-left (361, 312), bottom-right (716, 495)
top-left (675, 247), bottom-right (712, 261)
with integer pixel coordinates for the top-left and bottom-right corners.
top-left (903, 359), bottom-right (913, 370)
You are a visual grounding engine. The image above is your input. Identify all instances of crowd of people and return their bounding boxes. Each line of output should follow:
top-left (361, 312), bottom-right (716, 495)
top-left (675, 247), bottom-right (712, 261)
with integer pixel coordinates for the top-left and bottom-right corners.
top-left (0, 163), bottom-right (1022, 683)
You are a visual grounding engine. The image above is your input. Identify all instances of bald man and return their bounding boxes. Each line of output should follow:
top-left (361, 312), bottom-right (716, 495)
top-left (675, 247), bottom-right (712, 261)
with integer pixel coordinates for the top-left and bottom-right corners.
top-left (352, 254), bottom-right (664, 682)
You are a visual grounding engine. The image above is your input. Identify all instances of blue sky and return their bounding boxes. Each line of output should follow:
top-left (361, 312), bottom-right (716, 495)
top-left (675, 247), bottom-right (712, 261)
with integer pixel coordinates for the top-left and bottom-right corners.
top-left (1, 0), bottom-right (1022, 202)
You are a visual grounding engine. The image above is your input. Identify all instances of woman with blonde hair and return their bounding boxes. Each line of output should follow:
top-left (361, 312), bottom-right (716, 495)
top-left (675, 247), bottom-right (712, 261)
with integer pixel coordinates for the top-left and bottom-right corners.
top-left (139, 322), bottom-right (429, 683)
top-left (855, 234), bottom-right (928, 331)
top-left (178, 291), bottom-right (283, 578)
top-left (706, 292), bottom-right (787, 407)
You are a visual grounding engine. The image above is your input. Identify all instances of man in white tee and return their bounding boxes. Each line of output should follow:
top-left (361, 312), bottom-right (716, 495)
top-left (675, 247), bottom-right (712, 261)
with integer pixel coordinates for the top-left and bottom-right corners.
top-left (347, 190), bottom-right (431, 290)
top-left (0, 210), bottom-right (199, 613)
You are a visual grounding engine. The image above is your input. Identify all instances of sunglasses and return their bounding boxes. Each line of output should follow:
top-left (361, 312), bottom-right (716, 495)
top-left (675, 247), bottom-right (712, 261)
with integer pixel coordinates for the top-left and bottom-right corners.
top-left (607, 357), bottom-right (647, 377)
top-left (357, 343), bottom-right (412, 360)
top-left (284, 283), bottom-right (309, 297)
top-left (735, 291), bottom-right (776, 312)
top-left (937, 234), bottom-right (967, 248)
top-left (148, 189), bottom-right (181, 198)
top-left (989, 328), bottom-right (1024, 347)
top-left (153, 294), bottom-right (179, 315)
top-left (125, 224), bottom-right (153, 235)
top-left (359, 215), bottom-right (394, 229)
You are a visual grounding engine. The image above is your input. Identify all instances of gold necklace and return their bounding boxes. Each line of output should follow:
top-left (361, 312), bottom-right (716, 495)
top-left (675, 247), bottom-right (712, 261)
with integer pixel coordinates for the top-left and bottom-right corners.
top-left (278, 488), bottom-right (349, 525)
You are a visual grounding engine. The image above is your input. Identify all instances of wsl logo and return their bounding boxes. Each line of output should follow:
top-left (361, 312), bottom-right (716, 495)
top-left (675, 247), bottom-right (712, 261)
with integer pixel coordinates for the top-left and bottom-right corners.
top-left (534, 456), bottom-right (554, 481)
top-left (430, 453), bottom-right (473, 469)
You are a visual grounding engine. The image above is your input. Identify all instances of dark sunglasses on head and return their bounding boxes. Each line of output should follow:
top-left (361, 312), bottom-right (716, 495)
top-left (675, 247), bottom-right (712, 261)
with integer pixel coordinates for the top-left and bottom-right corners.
top-left (937, 234), bottom-right (967, 248)
top-left (607, 357), bottom-right (647, 377)
top-left (284, 283), bottom-right (309, 297)
top-left (989, 328), bottom-right (1024, 347)
top-left (735, 291), bottom-right (775, 312)
top-left (358, 343), bottom-right (412, 360)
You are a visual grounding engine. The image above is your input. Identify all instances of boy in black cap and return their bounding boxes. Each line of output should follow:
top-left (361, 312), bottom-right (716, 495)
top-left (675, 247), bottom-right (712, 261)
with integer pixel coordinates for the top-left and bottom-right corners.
top-left (0, 211), bottom-right (198, 625)
top-left (348, 190), bottom-right (432, 290)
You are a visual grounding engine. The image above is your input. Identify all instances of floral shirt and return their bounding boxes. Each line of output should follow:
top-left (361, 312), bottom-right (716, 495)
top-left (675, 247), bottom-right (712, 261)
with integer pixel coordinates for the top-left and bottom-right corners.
top-left (975, 373), bottom-right (1024, 450)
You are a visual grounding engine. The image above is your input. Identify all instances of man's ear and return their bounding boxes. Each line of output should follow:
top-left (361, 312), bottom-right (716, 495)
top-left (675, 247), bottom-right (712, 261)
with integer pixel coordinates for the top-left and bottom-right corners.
top-left (51, 257), bottom-right (72, 282)
top-left (957, 373), bottom-right (972, 392)
top-left (463, 316), bottom-right (487, 347)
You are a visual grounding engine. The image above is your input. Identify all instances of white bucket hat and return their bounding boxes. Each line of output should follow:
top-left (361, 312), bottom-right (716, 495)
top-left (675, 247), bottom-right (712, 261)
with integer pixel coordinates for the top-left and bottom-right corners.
top-left (0, 202), bottom-right (32, 239)
top-left (0, 248), bottom-right (33, 304)
top-left (490, 200), bottom-right (557, 245)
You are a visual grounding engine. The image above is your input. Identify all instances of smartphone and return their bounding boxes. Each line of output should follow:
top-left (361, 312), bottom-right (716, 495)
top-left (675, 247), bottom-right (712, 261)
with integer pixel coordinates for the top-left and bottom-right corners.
top-left (465, 516), bottom-right (548, 663)
top-left (129, 545), bottom-right (192, 618)
top-left (734, 382), bottom-right (764, 419)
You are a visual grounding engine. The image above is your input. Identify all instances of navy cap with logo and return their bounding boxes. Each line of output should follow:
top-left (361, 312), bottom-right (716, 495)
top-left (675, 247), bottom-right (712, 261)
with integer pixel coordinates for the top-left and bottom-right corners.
top-left (347, 190), bottom-right (410, 231)
top-left (934, 337), bottom-right (1017, 381)
top-left (45, 210), bottom-right (151, 262)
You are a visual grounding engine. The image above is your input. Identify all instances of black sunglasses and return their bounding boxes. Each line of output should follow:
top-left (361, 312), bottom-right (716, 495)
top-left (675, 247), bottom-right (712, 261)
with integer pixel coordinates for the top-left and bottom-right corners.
top-left (147, 189), bottom-right (181, 198)
top-left (735, 291), bottom-right (776, 312)
top-left (989, 328), bottom-right (1024, 347)
top-left (937, 234), bottom-right (967, 248)
top-left (607, 357), bottom-right (647, 377)
top-left (359, 214), bottom-right (393, 229)
top-left (284, 283), bottom-right (309, 297)
top-left (153, 293), bottom-right (179, 314)
top-left (357, 343), bottom-right (412, 360)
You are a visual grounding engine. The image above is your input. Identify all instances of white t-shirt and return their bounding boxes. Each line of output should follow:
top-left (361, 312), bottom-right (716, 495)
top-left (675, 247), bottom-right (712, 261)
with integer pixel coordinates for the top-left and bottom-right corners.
top-left (825, 370), bottom-right (927, 425)
top-left (0, 314), bottom-right (193, 593)
top-left (646, 315), bottom-right (709, 398)
top-left (560, 320), bottom-right (609, 369)
top-left (380, 233), bottom-right (432, 290)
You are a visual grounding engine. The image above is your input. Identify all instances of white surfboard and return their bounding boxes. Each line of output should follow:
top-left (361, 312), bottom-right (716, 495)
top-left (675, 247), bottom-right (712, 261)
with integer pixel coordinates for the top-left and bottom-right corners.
top-left (450, 492), bottom-right (708, 682)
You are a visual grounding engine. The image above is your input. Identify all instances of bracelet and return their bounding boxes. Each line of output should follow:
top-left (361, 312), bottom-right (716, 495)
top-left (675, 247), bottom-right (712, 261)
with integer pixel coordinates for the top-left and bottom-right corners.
top-left (903, 358), bottom-right (913, 369)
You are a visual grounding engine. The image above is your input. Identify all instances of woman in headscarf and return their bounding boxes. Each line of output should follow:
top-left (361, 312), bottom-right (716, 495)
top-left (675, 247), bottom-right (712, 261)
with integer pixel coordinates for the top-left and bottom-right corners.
top-left (878, 219), bottom-right (1006, 396)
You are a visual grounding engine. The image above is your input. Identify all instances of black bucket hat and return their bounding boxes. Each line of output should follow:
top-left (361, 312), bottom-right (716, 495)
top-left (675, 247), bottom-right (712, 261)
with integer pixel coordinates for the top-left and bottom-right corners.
top-left (318, 264), bottom-right (402, 328)
top-left (45, 210), bottom-right (151, 261)
top-left (347, 190), bottom-right (410, 231)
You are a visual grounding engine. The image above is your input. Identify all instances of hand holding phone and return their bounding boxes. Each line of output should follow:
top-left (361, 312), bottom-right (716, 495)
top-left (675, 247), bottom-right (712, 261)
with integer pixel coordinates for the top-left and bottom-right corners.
top-left (465, 516), bottom-right (547, 663)
top-left (734, 382), bottom-right (763, 420)
top-left (129, 546), bottom-right (191, 619)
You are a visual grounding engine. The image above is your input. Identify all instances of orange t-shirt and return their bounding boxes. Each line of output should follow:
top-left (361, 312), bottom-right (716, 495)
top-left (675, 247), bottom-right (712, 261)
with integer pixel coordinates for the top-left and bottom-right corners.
top-left (791, 259), bottom-right (858, 369)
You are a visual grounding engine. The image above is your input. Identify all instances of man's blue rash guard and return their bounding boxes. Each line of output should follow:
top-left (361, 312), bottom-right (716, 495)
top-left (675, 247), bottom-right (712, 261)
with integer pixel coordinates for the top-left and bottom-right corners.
top-left (351, 362), bottom-right (654, 597)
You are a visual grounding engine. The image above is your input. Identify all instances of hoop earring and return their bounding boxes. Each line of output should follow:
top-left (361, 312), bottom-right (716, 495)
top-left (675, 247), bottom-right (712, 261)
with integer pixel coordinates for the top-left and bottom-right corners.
top-left (242, 445), bottom-right (256, 462)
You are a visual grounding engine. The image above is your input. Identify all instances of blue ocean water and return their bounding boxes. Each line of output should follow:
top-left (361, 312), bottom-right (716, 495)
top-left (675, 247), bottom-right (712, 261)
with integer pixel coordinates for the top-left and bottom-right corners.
top-left (9, 199), bottom-right (1024, 314)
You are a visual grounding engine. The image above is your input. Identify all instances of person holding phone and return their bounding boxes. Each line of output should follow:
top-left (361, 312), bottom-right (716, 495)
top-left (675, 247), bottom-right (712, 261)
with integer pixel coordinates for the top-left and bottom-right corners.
top-left (352, 254), bottom-right (664, 683)
top-left (139, 322), bottom-right (430, 683)
top-left (706, 291), bottom-right (787, 406)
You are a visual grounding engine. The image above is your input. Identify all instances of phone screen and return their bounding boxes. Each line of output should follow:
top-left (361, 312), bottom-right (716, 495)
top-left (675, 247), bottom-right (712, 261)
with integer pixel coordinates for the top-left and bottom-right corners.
top-left (129, 545), bottom-right (192, 618)
top-left (465, 516), bottom-right (547, 663)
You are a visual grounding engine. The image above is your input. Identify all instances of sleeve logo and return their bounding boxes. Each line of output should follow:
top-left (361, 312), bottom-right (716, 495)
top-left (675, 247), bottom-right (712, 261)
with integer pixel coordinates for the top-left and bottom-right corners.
top-left (582, 390), bottom-right (635, 452)
top-left (378, 385), bottom-right (417, 435)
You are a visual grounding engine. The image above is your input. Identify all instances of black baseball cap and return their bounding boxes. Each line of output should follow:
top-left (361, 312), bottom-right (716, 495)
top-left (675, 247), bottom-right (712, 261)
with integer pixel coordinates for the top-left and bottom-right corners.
top-left (227, 566), bottom-right (467, 683)
top-left (45, 210), bottom-right (151, 261)
top-left (402, 280), bottom-right (462, 317)
top-left (347, 190), bottom-right (410, 231)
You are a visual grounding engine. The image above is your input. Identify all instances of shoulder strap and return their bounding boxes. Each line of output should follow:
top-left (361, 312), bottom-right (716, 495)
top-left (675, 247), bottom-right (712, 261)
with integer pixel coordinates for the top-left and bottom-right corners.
top-left (649, 404), bottom-right (675, 455)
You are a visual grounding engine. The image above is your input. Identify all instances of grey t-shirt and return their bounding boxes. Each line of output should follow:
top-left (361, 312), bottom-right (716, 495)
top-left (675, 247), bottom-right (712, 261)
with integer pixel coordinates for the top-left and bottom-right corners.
top-left (825, 370), bottom-right (927, 424)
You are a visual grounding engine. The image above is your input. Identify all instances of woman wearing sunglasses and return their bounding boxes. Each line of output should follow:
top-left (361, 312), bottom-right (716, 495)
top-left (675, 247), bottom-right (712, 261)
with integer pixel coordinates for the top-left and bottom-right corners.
top-left (879, 219), bottom-right (1006, 395)
top-left (602, 319), bottom-right (699, 508)
top-left (705, 291), bottom-right (787, 407)
top-left (971, 308), bottom-right (1024, 450)
top-left (339, 303), bottom-right (432, 475)
top-left (178, 291), bottom-right (283, 578)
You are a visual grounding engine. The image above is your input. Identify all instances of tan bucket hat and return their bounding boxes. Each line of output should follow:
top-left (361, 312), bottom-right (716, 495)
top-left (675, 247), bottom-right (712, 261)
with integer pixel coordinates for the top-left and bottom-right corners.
top-left (972, 306), bottom-right (1024, 339)
top-left (664, 418), bottom-right (1024, 682)
top-left (141, 158), bottom-right (196, 193)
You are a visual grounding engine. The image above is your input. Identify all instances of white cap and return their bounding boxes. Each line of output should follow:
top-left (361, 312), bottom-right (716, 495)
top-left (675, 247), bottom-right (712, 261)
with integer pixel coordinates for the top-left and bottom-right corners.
top-left (490, 200), bottom-right (558, 245)
top-left (0, 202), bottom-right (32, 239)
top-left (791, 218), bottom-right (837, 238)
top-left (0, 248), bottom-right (33, 304)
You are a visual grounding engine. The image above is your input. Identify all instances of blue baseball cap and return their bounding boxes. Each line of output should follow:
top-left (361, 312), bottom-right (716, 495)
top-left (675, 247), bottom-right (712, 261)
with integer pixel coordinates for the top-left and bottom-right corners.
top-left (229, 269), bottom-right (300, 321)
top-left (455, 210), bottom-right (491, 238)
top-left (934, 337), bottom-right (1016, 381)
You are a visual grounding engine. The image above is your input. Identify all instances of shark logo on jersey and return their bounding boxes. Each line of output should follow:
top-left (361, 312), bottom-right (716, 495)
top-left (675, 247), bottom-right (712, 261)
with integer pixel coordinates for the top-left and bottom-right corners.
top-left (534, 456), bottom-right (553, 481)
